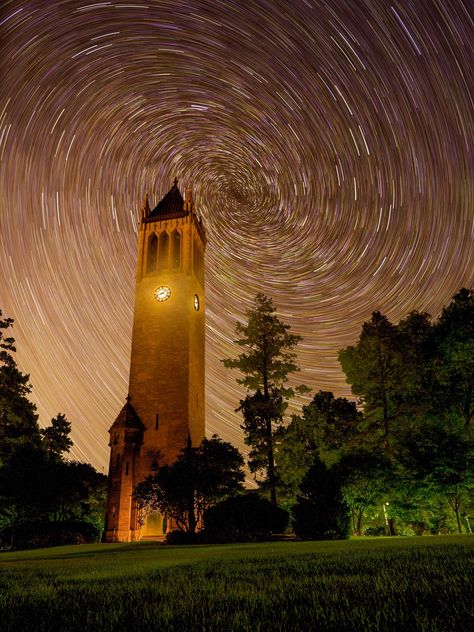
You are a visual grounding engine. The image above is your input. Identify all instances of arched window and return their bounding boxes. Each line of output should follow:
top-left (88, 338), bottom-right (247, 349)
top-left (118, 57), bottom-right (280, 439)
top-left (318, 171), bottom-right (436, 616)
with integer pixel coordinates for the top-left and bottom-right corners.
top-left (172, 231), bottom-right (181, 268)
top-left (158, 232), bottom-right (169, 268)
top-left (147, 233), bottom-right (158, 273)
top-left (193, 240), bottom-right (203, 283)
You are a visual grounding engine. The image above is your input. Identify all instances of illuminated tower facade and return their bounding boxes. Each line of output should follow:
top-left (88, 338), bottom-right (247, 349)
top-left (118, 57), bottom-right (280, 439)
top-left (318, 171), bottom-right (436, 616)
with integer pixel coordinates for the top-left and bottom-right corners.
top-left (104, 179), bottom-right (206, 542)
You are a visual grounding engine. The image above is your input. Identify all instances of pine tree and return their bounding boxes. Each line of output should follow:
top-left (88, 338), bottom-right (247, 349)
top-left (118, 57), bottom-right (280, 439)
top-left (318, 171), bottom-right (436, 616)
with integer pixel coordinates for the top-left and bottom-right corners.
top-left (223, 293), bottom-right (307, 504)
top-left (41, 413), bottom-right (73, 460)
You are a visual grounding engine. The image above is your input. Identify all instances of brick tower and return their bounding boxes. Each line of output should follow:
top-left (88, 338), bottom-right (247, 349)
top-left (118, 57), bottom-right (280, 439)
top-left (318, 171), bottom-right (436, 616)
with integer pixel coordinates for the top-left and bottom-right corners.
top-left (104, 179), bottom-right (206, 542)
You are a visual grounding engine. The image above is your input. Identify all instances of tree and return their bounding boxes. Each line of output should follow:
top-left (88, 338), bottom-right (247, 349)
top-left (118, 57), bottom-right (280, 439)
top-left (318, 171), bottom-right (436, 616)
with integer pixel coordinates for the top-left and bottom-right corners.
top-left (336, 449), bottom-right (391, 536)
top-left (203, 493), bottom-right (289, 543)
top-left (41, 413), bottom-right (73, 460)
top-left (0, 444), bottom-right (56, 525)
top-left (338, 310), bottom-right (435, 454)
top-left (292, 457), bottom-right (350, 540)
top-left (0, 445), bottom-right (107, 533)
top-left (338, 312), bottom-right (403, 451)
top-left (0, 310), bottom-right (107, 548)
top-left (397, 421), bottom-right (474, 533)
top-left (134, 435), bottom-right (244, 533)
top-left (0, 311), bottom-right (41, 464)
top-left (432, 288), bottom-right (474, 428)
top-left (223, 293), bottom-right (307, 504)
top-left (277, 391), bottom-right (362, 499)
top-left (46, 461), bottom-right (107, 524)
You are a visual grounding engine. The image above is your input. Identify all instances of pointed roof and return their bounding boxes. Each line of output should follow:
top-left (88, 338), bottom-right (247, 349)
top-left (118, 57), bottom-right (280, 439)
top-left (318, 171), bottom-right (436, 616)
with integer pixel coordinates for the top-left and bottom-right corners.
top-left (148, 178), bottom-right (186, 219)
top-left (109, 397), bottom-right (145, 433)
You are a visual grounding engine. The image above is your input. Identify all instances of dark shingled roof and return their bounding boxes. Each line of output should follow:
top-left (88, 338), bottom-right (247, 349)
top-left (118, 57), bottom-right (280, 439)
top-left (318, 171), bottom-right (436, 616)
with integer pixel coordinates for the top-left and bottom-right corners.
top-left (109, 399), bottom-right (145, 432)
top-left (148, 179), bottom-right (185, 218)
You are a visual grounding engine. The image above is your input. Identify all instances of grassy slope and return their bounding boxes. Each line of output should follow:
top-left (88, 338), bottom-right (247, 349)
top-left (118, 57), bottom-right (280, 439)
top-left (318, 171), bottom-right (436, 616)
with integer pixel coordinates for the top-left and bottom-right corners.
top-left (0, 536), bottom-right (472, 631)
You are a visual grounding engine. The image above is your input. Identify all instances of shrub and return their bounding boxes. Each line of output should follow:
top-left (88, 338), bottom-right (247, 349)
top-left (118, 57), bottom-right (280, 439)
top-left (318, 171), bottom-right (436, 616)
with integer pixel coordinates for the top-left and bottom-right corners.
top-left (364, 525), bottom-right (386, 536)
top-left (165, 529), bottom-right (202, 545)
top-left (203, 493), bottom-right (289, 543)
top-left (293, 458), bottom-right (350, 540)
top-left (0, 519), bottom-right (99, 550)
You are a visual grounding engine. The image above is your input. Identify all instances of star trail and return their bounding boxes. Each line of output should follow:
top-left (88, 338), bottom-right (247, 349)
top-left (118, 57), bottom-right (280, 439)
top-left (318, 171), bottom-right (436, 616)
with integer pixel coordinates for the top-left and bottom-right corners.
top-left (0, 0), bottom-right (472, 470)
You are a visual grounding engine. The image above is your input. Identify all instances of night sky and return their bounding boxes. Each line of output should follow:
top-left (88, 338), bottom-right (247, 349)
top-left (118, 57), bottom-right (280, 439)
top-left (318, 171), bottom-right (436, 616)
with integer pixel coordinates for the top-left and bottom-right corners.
top-left (0, 0), bottom-right (472, 471)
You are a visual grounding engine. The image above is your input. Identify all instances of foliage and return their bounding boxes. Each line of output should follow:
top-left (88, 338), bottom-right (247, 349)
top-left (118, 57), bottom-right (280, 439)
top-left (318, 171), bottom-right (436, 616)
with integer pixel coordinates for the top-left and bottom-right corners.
top-left (0, 309), bottom-right (107, 545)
top-left (238, 388), bottom-right (285, 485)
top-left (223, 293), bottom-right (307, 504)
top-left (293, 457), bottom-right (350, 540)
top-left (277, 391), bottom-right (361, 498)
top-left (41, 413), bottom-right (73, 460)
top-left (165, 529), bottom-right (202, 545)
top-left (336, 289), bottom-right (474, 534)
top-left (203, 492), bottom-right (289, 542)
top-left (396, 420), bottom-right (474, 532)
top-left (0, 444), bottom-right (57, 523)
top-left (0, 444), bottom-right (107, 539)
top-left (336, 449), bottom-right (391, 536)
top-left (134, 435), bottom-right (244, 533)
top-left (338, 311), bottom-right (404, 451)
top-left (0, 519), bottom-right (99, 550)
top-left (432, 288), bottom-right (474, 428)
top-left (0, 538), bottom-right (472, 631)
top-left (0, 311), bottom-right (41, 464)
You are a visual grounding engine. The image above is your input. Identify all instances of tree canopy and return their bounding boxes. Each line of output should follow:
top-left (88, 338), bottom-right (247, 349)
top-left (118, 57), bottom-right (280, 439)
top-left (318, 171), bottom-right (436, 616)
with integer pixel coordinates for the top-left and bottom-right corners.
top-left (336, 289), bottom-right (474, 533)
top-left (134, 435), bottom-right (245, 533)
top-left (0, 310), bottom-right (107, 548)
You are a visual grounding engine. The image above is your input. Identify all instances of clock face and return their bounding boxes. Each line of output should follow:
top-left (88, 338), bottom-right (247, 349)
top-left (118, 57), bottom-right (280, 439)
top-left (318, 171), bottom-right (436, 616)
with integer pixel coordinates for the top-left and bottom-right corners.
top-left (154, 286), bottom-right (171, 302)
top-left (194, 294), bottom-right (200, 311)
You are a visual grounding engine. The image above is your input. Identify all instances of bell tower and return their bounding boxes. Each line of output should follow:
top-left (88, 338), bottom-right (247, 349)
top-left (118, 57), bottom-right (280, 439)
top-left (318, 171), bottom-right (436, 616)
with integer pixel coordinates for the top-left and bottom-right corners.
top-left (104, 179), bottom-right (206, 542)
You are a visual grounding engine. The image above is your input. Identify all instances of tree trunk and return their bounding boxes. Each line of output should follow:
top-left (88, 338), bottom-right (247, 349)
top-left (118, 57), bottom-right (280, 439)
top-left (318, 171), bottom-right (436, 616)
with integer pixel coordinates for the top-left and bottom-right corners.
top-left (388, 517), bottom-right (397, 536)
top-left (263, 360), bottom-right (277, 506)
top-left (267, 416), bottom-right (277, 505)
top-left (455, 506), bottom-right (462, 534)
top-left (356, 511), bottom-right (363, 536)
top-left (188, 498), bottom-right (197, 534)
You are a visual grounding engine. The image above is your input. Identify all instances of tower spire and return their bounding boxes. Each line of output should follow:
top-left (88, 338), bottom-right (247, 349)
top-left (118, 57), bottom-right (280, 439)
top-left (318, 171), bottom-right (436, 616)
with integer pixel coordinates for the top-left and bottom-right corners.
top-left (140, 193), bottom-right (150, 220)
top-left (184, 186), bottom-right (194, 212)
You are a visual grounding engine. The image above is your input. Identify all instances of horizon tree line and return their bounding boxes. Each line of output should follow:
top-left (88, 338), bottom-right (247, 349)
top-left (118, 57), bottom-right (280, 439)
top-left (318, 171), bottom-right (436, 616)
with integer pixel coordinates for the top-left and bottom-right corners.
top-left (1, 287), bottom-right (473, 547)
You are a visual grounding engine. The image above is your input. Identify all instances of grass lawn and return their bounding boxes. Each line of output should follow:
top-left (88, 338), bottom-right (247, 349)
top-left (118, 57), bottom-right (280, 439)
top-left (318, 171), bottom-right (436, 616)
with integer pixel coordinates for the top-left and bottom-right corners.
top-left (0, 535), bottom-right (472, 631)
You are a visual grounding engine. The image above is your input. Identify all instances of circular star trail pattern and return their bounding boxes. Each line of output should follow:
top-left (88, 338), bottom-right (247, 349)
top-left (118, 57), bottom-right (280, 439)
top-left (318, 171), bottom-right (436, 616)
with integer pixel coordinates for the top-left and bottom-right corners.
top-left (0, 0), bottom-right (472, 469)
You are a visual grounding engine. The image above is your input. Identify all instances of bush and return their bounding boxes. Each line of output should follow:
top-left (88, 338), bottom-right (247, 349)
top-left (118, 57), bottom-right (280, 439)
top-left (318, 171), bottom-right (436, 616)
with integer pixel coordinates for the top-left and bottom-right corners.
top-left (0, 519), bottom-right (100, 550)
top-left (165, 529), bottom-right (202, 545)
top-left (293, 458), bottom-right (350, 540)
top-left (203, 493), bottom-right (289, 543)
top-left (364, 525), bottom-right (386, 536)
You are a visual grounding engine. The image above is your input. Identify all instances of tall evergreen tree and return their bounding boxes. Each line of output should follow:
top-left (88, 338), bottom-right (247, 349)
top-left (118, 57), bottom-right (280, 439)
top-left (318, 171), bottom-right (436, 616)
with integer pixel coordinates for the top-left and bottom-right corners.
top-left (222, 293), bottom-right (307, 504)
top-left (0, 311), bottom-right (41, 464)
top-left (338, 311), bottom-right (401, 450)
top-left (432, 288), bottom-right (474, 428)
top-left (41, 413), bottom-right (73, 460)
